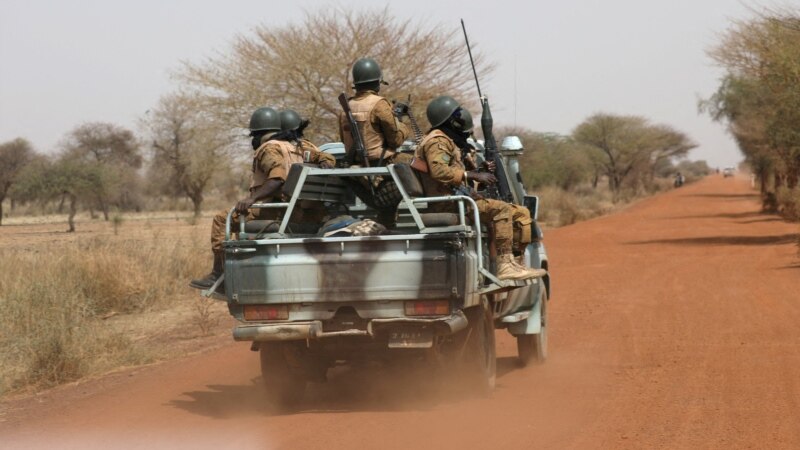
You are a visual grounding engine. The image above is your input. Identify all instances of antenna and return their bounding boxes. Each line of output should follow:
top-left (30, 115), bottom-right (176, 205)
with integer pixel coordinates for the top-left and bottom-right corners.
top-left (514, 53), bottom-right (518, 128)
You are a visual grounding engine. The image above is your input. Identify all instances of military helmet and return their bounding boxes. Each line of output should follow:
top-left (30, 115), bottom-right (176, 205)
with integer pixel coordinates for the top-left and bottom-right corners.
top-left (426, 95), bottom-right (461, 128)
top-left (461, 108), bottom-right (474, 133)
top-left (279, 109), bottom-right (302, 131)
top-left (249, 107), bottom-right (281, 133)
top-left (352, 58), bottom-right (383, 86)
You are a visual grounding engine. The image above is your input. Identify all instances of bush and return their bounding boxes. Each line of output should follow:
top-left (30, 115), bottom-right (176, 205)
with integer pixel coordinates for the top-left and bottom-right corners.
top-left (776, 187), bottom-right (800, 221)
top-left (535, 184), bottom-right (615, 227)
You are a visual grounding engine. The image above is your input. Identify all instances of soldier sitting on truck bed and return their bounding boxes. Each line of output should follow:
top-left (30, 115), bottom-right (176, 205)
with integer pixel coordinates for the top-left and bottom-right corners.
top-left (415, 95), bottom-right (545, 281)
top-left (190, 107), bottom-right (336, 291)
top-left (338, 57), bottom-right (413, 226)
top-left (457, 109), bottom-right (536, 266)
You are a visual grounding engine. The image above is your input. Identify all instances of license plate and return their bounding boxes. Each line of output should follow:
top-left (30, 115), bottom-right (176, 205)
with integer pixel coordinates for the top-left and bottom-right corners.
top-left (388, 330), bottom-right (434, 348)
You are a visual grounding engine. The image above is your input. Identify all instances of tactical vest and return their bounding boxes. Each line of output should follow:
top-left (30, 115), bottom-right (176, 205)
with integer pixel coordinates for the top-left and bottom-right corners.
top-left (416, 130), bottom-right (464, 197)
top-left (340, 93), bottom-right (390, 161)
top-left (249, 140), bottom-right (305, 192)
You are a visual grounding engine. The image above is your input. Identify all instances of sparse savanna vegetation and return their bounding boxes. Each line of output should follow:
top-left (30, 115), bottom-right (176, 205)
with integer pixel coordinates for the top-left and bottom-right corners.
top-left (0, 220), bottom-right (229, 396)
top-left (0, 7), bottom-right (716, 396)
top-left (702, 6), bottom-right (800, 218)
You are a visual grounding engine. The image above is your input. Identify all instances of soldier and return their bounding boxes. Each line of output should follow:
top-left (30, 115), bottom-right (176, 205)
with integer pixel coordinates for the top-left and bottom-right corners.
top-left (338, 58), bottom-right (414, 227)
top-left (458, 109), bottom-right (536, 260)
top-left (338, 57), bottom-right (412, 166)
top-left (416, 96), bottom-right (544, 280)
top-left (190, 107), bottom-right (335, 290)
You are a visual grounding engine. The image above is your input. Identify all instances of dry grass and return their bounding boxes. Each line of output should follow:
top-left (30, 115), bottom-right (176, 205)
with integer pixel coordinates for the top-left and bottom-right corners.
top-left (537, 185), bottom-right (616, 227)
top-left (0, 225), bottom-right (210, 395)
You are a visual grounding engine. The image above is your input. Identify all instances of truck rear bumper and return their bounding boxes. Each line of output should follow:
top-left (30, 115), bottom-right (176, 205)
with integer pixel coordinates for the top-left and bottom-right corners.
top-left (232, 311), bottom-right (468, 342)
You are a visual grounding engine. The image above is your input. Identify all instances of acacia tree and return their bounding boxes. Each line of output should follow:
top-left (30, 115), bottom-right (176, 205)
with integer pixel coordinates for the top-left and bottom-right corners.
top-left (703, 8), bottom-right (800, 196)
top-left (0, 138), bottom-right (35, 225)
top-left (180, 7), bottom-right (492, 142)
top-left (141, 93), bottom-right (233, 217)
top-left (573, 114), bottom-right (696, 195)
top-left (61, 122), bottom-right (143, 219)
top-left (13, 158), bottom-right (108, 232)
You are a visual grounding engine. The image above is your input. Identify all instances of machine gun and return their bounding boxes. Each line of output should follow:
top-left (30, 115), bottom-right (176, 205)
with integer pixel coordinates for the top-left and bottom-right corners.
top-left (405, 95), bottom-right (425, 145)
top-left (461, 19), bottom-right (515, 204)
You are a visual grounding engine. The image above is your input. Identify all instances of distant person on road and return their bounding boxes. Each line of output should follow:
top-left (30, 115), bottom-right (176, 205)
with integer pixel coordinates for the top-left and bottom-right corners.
top-left (415, 95), bottom-right (544, 281)
top-left (674, 172), bottom-right (685, 188)
top-left (190, 107), bottom-right (335, 291)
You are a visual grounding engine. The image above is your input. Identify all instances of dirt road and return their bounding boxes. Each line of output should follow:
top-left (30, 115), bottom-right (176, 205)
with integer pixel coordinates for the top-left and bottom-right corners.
top-left (2, 175), bottom-right (799, 449)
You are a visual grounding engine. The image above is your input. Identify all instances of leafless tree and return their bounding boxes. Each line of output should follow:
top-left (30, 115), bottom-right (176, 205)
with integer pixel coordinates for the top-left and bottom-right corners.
top-left (141, 93), bottom-right (233, 217)
top-left (180, 7), bottom-right (493, 143)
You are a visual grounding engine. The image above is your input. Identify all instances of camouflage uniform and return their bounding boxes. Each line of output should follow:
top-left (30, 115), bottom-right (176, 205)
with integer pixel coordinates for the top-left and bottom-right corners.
top-left (416, 130), bottom-right (514, 254)
top-left (209, 135), bottom-right (335, 252)
top-left (338, 90), bottom-right (412, 166)
top-left (338, 90), bottom-right (412, 226)
top-left (462, 145), bottom-right (534, 254)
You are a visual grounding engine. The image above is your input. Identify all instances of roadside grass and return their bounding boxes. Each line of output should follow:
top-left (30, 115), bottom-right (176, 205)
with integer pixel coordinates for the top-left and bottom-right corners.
top-left (0, 231), bottom-right (208, 395)
top-left (536, 179), bottom-right (676, 228)
top-left (536, 184), bottom-right (616, 227)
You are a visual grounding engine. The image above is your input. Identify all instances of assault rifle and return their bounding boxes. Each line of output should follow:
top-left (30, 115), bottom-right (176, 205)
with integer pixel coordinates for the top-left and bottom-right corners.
top-left (338, 92), bottom-right (375, 196)
top-left (338, 93), bottom-right (370, 168)
top-left (461, 19), bottom-right (515, 204)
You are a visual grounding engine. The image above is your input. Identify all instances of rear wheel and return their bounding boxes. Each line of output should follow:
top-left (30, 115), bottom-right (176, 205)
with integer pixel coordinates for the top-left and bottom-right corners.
top-left (259, 342), bottom-right (307, 407)
top-left (517, 288), bottom-right (548, 366)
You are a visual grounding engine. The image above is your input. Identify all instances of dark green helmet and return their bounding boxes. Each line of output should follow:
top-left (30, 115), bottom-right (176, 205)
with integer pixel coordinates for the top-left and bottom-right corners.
top-left (279, 109), bottom-right (302, 131)
top-left (352, 58), bottom-right (383, 86)
top-left (426, 95), bottom-right (461, 128)
top-left (249, 107), bottom-right (281, 134)
top-left (461, 108), bottom-right (474, 133)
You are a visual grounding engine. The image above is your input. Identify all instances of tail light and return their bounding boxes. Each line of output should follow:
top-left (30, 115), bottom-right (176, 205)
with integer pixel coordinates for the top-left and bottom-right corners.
top-left (405, 300), bottom-right (450, 316)
top-left (243, 304), bottom-right (289, 321)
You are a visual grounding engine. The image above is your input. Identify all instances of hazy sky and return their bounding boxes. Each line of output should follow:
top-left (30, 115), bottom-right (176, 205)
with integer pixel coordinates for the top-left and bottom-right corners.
top-left (0, 0), bottom-right (763, 167)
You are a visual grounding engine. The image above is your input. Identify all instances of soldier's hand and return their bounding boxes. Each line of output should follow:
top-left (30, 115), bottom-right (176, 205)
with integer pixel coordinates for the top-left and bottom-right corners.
top-left (392, 101), bottom-right (409, 118)
top-left (319, 160), bottom-right (334, 169)
top-left (483, 160), bottom-right (496, 173)
top-left (235, 197), bottom-right (255, 214)
top-left (469, 171), bottom-right (497, 186)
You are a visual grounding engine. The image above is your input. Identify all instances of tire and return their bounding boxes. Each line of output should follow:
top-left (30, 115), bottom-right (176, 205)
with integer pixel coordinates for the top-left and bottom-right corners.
top-left (259, 342), bottom-right (307, 407)
top-left (517, 288), bottom-right (548, 366)
top-left (462, 301), bottom-right (497, 394)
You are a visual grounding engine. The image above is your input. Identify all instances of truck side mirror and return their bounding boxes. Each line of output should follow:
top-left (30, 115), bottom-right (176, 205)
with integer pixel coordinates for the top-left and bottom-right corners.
top-left (524, 195), bottom-right (539, 221)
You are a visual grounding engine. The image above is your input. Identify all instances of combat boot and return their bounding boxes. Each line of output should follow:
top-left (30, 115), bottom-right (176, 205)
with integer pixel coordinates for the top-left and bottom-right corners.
top-left (189, 251), bottom-right (224, 290)
top-left (496, 254), bottom-right (546, 280)
top-left (514, 255), bottom-right (548, 278)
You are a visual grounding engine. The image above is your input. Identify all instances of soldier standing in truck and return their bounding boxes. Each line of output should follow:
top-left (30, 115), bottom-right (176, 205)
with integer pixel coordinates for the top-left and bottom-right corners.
top-left (190, 107), bottom-right (335, 291)
top-left (416, 95), bottom-right (545, 280)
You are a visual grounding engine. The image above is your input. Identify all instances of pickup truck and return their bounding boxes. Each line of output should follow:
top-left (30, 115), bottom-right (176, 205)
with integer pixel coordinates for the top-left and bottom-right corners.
top-left (205, 137), bottom-right (551, 405)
